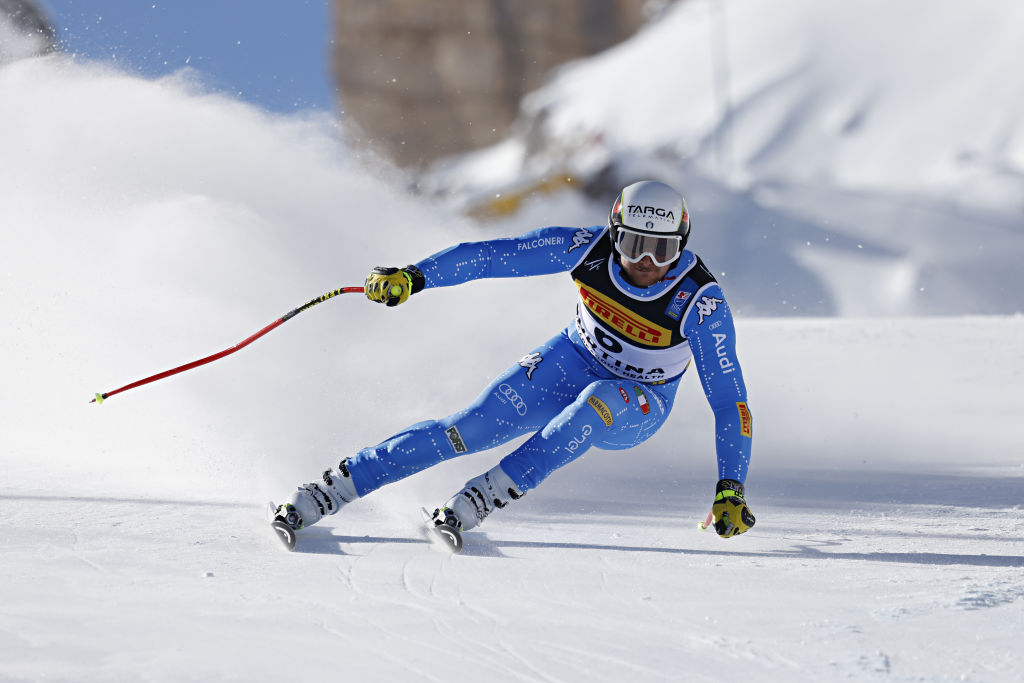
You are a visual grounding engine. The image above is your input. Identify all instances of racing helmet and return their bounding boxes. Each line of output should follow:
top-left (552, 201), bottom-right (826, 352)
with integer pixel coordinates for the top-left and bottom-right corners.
top-left (608, 181), bottom-right (690, 267)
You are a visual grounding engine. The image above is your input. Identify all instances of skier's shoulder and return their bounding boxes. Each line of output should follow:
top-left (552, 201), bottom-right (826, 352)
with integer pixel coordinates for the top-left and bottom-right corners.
top-left (533, 224), bottom-right (607, 244)
top-left (519, 223), bottom-right (606, 236)
top-left (676, 251), bottom-right (734, 331)
top-left (511, 224), bottom-right (606, 250)
top-left (676, 250), bottom-right (717, 288)
top-left (518, 224), bottom-right (607, 266)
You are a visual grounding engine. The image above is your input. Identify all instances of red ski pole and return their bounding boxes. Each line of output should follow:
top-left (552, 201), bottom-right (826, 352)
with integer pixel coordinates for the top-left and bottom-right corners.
top-left (91, 285), bottom-right (365, 404)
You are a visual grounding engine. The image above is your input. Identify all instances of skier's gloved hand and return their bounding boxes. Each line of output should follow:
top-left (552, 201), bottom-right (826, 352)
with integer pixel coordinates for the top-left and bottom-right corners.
top-left (364, 265), bottom-right (425, 307)
top-left (711, 479), bottom-right (756, 538)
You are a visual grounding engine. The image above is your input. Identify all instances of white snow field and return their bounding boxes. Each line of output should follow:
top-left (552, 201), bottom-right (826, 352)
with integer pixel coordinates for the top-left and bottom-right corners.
top-left (2, 32), bottom-right (1023, 683)
top-left (3, 309), bottom-right (1023, 682)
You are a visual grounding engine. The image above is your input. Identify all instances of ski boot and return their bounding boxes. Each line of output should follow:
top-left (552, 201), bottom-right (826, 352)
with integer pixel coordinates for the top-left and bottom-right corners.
top-left (436, 463), bottom-right (525, 533)
top-left (270, 459), bottom-right (359, 551)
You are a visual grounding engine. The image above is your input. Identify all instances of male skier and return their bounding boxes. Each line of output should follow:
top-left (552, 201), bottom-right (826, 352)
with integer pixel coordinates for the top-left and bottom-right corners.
top-left (272, 180), bottom-right (755, 546)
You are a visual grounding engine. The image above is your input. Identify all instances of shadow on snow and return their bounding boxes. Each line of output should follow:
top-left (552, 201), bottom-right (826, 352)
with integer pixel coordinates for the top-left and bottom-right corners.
top-left (295, 529), bottom-right (1024, 568)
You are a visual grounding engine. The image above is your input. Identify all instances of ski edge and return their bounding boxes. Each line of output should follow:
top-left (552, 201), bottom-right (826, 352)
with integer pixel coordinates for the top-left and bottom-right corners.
top-left (267, 501), bottom-right (297, 552)
top-left (420, 506), bottom-right (463, 554)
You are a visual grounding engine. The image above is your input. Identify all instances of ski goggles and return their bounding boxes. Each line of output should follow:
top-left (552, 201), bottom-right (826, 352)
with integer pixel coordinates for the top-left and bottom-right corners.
top-left (614, 227), bottom-right (682, 267)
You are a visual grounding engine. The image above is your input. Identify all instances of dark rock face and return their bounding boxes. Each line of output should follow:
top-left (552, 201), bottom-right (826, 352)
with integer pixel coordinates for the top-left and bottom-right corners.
top-left (332, 0), bottom-right (648, 167)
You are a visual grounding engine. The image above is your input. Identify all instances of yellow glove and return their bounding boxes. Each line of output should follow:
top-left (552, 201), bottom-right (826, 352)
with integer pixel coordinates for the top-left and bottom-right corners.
top-left (711, 479), bottom-right (756, 537)
top-left (364, 265), bottom-right (425, 307)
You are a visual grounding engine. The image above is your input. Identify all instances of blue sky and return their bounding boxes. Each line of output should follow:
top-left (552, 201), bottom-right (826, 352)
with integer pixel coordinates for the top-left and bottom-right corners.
top-left (38, 0), bottom-right (337, 113)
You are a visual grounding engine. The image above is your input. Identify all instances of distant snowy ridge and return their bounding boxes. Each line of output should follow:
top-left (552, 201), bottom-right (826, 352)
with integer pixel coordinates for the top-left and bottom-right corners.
top-left (432, 0), bottom-right (1024, 208)
top-left (528, 0), bottom-right (1024, 204)
top-left (425, 0), bottom-right (1024, 317)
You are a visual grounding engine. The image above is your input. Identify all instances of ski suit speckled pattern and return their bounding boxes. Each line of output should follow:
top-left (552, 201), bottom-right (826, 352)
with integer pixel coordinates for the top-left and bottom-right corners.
top-left (345, 225), bottom-right (751, 496)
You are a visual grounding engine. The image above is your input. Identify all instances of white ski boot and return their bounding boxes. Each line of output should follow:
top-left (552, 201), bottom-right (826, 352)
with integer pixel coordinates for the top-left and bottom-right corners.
top-left (273, 459), bottom-right (359, 531)
top-left (434, 464), bottom-right (524, 532)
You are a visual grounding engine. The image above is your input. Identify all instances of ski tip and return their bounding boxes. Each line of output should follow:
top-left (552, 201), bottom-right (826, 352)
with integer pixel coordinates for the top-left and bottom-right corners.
top-left (268, 501), bottom-right (297, 551)
top-left (420, 507), bottom-right (463, 553)
top-left (435, 524), bottom-right (463, 553)
top-left (271, 520), bottom-right (297, 551)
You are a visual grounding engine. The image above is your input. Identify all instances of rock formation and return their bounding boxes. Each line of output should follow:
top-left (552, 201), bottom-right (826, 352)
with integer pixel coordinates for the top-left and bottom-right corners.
top-left (332, 0), bottom-right (649, 167)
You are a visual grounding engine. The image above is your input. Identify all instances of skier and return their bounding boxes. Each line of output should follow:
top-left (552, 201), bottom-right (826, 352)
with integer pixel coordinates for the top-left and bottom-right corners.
top-left (272, 180), bottom-right (755, 546)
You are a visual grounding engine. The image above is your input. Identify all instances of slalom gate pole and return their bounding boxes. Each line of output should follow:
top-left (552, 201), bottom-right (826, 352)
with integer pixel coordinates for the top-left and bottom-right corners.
top-left (91, 286), bottom-right (365, 404)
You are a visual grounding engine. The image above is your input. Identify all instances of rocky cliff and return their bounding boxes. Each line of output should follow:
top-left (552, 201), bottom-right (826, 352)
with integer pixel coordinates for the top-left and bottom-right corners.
top-left (332, 0), bottom-right (649, 167)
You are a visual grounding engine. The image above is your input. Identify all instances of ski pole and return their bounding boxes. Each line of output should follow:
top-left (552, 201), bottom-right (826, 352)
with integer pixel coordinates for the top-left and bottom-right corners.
top-left (91, 285), bottom-right (365, 404)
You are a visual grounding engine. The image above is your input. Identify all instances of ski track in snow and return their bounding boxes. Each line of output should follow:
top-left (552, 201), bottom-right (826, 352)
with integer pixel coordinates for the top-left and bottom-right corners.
top-left (3, 467), bottom-right (1021, 681)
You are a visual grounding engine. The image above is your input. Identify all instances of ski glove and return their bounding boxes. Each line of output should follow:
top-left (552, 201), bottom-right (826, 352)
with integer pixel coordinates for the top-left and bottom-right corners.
top-left (364, 265), bottom-right (425, 307)
top-left (712, 479), bottom-right (756, 538)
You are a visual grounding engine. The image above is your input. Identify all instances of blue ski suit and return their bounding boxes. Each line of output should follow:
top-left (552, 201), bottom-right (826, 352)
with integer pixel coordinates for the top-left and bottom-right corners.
top-left (346, 225), bottom-right (752, 496)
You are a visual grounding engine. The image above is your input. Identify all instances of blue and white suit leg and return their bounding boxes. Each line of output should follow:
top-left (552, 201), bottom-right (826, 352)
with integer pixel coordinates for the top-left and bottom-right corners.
top-left (498, 371), bottom-right (679, 492)
top-left (345, 329), bottom-right (597, 495)
top-left (438, 334), bottom-right (681, 530)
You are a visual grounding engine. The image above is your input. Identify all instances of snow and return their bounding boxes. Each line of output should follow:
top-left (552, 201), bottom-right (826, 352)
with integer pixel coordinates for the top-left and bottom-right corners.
top-left (2, 14), bottom-right (1023, 683)
top-left (424, 0), bottom-right (1024, 318)
top-left (0, 8), bottom-right (48, 65)
top-left (501, 0), bottom-right (1024, 202)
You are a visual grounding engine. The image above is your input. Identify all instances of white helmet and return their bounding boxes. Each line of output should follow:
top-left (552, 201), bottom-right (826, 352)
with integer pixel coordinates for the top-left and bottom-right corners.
top-left (608, 181), bottom-right (690, 266)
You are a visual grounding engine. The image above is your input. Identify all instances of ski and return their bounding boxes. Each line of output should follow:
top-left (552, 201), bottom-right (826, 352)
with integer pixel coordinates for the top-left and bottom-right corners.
top-left (267, 501), bottom-right (297, 552)
top-left (421, 507), bottom-right (463, 554)
top-left (267, 502), bottom-right (461, 554)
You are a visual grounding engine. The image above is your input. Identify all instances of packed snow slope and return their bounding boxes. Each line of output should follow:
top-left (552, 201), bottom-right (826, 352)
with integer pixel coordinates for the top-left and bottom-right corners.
top-left (1, 55), bottom-right (1023, 683)
top-left (427, 0), bottom-right (1024, 318)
